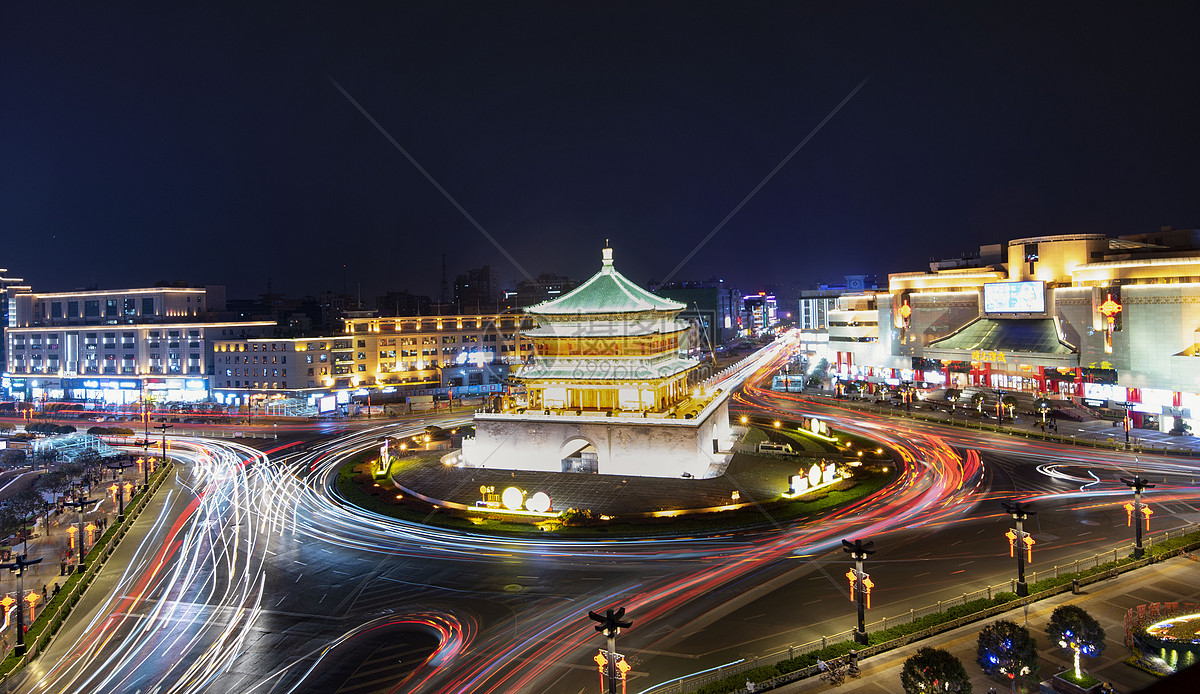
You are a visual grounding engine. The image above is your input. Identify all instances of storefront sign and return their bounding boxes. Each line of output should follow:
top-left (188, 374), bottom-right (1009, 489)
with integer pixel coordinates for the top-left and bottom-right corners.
top-left (971, 350), bottom-right (1007, 363)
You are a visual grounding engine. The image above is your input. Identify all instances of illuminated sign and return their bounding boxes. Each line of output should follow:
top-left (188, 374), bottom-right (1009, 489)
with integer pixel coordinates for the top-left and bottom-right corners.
top-left (83, 380), bottom-right (100, 389)
top-left (185, 379), bottom-right (206, 390)
top-left (983, 281), bottom-right (1046, 313)
top-left (118, 381), bottom-right (139, 389)
top-left (525, 491), bottom-right (552, 514)
top-left (501, 487), bottom-right (524, 511)
top-left (317, 395), bottom-right (337, 413)
top-left (971, 350), bottom-right (1007, 363)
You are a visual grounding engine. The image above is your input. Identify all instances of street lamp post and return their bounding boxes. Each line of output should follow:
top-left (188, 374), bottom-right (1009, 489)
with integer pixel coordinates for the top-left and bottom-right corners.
top-left (62, 495), bottom-right (97, 572)
top-left (588, 607), bottom-right (633, 694)
top-left (1121, 475), bottom-right (1155, 559)
top-left (1122, 402), bottom-right (1135, 446)
top-left (842, 538), bottom-right (876, 645)
top-left (993, 387), bottom-right (1004, 427)
top-left (1002, 500), bottom-right (1035, 596)
top-left (105, 459), bottom-right (137, 521)
top-left (155, 419), bottom-right (173, 472)
top-left (0, 554), bottom-right (44, 655)
top-left (140, 452), bottom-right (151, 491)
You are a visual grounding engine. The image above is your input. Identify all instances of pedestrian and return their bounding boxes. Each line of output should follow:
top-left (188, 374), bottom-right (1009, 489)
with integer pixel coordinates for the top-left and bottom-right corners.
top-left (41, 584), bottom-right (47, 601)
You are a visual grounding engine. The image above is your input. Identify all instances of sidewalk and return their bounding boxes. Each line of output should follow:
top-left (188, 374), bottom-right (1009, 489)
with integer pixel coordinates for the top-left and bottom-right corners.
top-left (0, 482), bottom-right (121, 655)
top-left (798, 389), bottom-right (1200, 456)
top-left (773, 555), bottom-right (1200, 694)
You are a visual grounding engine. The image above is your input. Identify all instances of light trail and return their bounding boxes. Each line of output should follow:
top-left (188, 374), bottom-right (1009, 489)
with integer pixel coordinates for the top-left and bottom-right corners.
top-left (30, 333), bottom-right (1194, 692)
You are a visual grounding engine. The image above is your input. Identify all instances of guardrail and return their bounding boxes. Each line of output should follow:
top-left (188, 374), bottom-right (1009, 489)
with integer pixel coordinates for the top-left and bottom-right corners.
top-left (645, 521), bottom-right (1200, 694)
top-left (0, 459), bottom-right (174, 682)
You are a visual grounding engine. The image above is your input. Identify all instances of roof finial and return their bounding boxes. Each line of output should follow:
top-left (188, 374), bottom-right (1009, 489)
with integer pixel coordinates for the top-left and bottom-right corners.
top-left (602, 243), bottom-right (614, 266)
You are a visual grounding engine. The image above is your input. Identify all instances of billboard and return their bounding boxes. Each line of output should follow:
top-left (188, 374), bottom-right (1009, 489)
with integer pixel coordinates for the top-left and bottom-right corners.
top-left (983, 281), bottom-right (1045, 313)
top-left (317, 395), bottom-right (337, 414)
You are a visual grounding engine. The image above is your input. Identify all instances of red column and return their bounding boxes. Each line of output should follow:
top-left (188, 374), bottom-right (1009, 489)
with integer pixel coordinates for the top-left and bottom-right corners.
top-left (1036, 366), bottom-right (1046, 394)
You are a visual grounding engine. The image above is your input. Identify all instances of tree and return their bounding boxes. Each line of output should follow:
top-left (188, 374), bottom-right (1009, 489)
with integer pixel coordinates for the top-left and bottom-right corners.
top-left (33, 447), bottom-right (57, 468)
top-left (7, 488), bottom-right (44, 544)
top-left (0, 449), bottom-right (26, 467)
top-left (977, 620), bottom-right (1039, 692)
top-left (36, 470), bottom-right (73, 496)
top-left (901, 647), bottom-right (972, 693)
top-left (1046, 605), bottom-right (1105, 681)
top-left (969, 392), bottom-right (986, 412)
top-left (944, 388), bottom-right (962, 404)
top-left (1001, 395), bottom-right (1019, 417)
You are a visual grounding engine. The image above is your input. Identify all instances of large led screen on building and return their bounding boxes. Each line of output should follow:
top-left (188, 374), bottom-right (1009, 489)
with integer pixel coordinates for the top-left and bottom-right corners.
top-left (983, 281), bottom-right (1045, 313)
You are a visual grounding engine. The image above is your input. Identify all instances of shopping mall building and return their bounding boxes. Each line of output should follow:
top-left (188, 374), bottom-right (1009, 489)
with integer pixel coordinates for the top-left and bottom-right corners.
top-left (821, 227), bottom-right (1200, 432)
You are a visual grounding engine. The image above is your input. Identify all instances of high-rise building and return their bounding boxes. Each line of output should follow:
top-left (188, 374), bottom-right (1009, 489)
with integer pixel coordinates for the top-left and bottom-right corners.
top-left (650, 278), bottom-right (741, 348)
top-left (453, 266), bottom-right (501, 313)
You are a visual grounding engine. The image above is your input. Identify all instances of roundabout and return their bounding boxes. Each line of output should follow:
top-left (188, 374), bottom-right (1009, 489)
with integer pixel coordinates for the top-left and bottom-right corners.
top-left (334, 420), bottom-right (896, 537)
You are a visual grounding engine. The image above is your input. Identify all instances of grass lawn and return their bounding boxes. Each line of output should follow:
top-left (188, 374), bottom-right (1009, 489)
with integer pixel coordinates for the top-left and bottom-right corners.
top-left (337, 449), bottom-right (896, 538)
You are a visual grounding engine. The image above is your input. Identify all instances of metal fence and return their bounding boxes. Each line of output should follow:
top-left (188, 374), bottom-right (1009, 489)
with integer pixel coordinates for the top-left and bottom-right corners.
top-left (643, 521), bottom-right (1200, 694)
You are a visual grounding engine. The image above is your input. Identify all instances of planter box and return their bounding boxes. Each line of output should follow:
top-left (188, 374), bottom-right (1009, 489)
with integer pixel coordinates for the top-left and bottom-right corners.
top-left (1039, 673), bottom-right (1104, 694)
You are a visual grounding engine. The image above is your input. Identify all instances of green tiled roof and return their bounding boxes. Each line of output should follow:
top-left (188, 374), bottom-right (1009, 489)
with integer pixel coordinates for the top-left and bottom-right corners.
top-left (516, 357), bottom-right (697, 382)
top-left (929, 318), bottom-right (1076, 354)
top-left (528, 248), bottom-right (685, 316)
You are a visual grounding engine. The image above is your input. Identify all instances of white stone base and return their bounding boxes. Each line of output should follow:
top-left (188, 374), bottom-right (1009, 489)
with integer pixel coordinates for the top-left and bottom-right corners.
top-left (461, 394), bottom-right (737, 478)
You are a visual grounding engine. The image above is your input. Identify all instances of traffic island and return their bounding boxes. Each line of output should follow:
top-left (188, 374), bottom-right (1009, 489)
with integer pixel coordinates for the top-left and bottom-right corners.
top-left (335, 441), bottom-right (896, 538)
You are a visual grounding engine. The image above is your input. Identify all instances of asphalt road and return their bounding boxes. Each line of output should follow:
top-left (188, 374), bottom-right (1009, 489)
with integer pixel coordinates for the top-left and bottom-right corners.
top-left (5, 383), bottom-right (1199, 693)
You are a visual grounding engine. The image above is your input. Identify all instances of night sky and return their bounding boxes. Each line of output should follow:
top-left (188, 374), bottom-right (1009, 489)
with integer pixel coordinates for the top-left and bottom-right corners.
top-left (5, 3), bottom-right (1200, 301)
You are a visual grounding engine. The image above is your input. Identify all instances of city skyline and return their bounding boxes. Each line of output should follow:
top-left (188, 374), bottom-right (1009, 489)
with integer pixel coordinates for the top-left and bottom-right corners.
top-left (5, 4), bottom-right (1200, 299)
